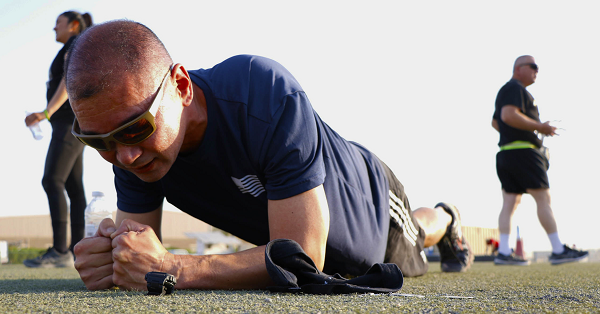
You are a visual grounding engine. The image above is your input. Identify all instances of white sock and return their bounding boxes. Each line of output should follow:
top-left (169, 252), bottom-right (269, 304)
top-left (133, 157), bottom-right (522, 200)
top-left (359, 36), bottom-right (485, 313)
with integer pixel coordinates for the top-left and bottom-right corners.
top-left (548, 232), bottom-right (564, 254)
top-left (499, 233), bottom-right (511, 256)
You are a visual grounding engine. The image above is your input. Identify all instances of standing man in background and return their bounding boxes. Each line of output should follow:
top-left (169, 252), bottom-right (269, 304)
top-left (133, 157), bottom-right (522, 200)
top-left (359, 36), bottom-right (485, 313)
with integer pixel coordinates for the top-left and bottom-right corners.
top-left (491, 55), bottom-right (588, 266)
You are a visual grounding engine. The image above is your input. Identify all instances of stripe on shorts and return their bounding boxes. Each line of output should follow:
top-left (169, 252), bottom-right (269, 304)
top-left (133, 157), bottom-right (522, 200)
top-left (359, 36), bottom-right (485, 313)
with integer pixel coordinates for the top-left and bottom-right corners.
top-left (389, 190), bottom-right (419, 246)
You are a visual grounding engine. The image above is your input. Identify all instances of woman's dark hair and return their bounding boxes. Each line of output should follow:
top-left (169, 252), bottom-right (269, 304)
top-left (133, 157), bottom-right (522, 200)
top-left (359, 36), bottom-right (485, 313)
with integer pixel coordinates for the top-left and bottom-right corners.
top-left (82, 13), bottom-right (93, 29)
top-left (60, 11), bottom-right (93, 34)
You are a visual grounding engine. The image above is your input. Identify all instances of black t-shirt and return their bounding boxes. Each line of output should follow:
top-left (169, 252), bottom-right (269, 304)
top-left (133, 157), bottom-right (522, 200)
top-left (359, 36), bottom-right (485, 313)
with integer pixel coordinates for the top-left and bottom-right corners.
top-left (493, 79), bottom-right (542, 148)
top-left (46, 36), bottom-right (76, 122)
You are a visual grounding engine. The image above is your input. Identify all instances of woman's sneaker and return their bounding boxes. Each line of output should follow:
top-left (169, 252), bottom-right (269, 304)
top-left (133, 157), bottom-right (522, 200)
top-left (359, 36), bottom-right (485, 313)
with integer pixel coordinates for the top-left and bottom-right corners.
top-left (494, 252), bottom-right (530, 266)
top-left (23, 247), bottom-right (74, 268)
top-left (549, 245), bottom-right (589, 265)
top-left (435, 202), bottom-right (474, 272)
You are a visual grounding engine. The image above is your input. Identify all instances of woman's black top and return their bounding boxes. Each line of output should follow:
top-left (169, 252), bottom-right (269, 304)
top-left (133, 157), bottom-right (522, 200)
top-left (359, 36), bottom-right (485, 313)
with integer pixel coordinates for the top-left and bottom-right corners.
top-left (46, 35), bottom-right (76, 123)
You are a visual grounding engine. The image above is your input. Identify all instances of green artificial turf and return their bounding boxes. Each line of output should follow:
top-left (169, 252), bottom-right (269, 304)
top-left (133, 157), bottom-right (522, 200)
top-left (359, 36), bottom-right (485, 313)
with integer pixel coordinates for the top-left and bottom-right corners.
top-left (1, 262), bottom-right (598, 313)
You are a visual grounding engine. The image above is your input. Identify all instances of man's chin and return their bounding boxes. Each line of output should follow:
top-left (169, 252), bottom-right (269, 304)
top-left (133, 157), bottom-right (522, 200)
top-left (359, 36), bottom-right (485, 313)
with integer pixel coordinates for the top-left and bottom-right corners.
top-left (135, 172), bottom-right (163, 183)
top-left (133, 167), bottom-right (169, 183)
top-left (125, 160), bottom-right (170, 182)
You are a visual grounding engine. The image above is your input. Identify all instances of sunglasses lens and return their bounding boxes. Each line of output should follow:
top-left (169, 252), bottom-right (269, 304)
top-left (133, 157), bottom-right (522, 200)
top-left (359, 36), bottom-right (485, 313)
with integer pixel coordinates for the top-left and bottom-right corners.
top-left (78, 137), bottom-right (109, 151)
top-left (113, 118), bottom-right (155, 144)
top-left (530, 64), bottom-right (538, 70)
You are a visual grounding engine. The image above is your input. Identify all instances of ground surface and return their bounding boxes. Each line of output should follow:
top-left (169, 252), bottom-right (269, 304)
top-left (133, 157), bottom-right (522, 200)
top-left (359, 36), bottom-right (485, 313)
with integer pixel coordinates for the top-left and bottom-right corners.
top-left (0, 262), bottom-right (598, 313)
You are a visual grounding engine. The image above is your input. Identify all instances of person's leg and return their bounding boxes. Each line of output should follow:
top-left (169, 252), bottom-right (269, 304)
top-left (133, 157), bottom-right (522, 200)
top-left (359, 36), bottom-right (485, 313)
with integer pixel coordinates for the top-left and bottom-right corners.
top-left (378, 158), bottom-right (471, 274)
top-left (64, 144), bottom-right (86, 252)
top-left (498, 190), bottom-right (521, 255)
top-left (525, 189), bottom-right (590, 264)
top-left (41, 121), bottom-right (84, 254)
top-left (385, 201), bottom-right (472, 274)
top-left (25, 122), bottom-right (80, 268)
top-left (499, 191), bottom-right (521, 234)
top-left (493, 190), bottom-right (530, 265)
top-left (527, 187), bottom-right (568, 255)
top-left (41, 131), bottom-right (71, 254)
top-left (412, 206), bottom-right (452, 248)
top-left (526, 188), bottom-right (558, 234)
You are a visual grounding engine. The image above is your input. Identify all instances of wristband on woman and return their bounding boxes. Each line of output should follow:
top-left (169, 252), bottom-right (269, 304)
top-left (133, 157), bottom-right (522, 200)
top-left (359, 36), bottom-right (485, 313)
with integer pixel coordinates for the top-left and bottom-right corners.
top-left (44, 109), bottom-right (50, 121)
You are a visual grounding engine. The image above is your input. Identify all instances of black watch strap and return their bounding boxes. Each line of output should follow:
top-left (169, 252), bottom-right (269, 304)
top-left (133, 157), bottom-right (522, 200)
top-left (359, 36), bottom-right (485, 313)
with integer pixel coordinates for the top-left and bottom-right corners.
top-left (145, 271), bottom-right (177, 296)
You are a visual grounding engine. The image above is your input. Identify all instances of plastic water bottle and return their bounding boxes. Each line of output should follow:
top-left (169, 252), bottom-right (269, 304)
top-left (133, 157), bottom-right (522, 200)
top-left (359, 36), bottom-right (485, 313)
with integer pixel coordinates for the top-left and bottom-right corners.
top-left (25, 112), bottom-right (43, 140)
top-left (29, 123), bottom-right (43, 140)
top-left (84, 191), bottom-right (113, 237)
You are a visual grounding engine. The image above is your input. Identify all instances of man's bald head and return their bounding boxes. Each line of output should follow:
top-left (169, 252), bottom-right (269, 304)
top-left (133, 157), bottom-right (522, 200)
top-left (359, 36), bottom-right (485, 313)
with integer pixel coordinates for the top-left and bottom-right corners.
top-left (65, 20), bottom-right (173, 102)
top-left (513, 55), bottom-right (534, 72)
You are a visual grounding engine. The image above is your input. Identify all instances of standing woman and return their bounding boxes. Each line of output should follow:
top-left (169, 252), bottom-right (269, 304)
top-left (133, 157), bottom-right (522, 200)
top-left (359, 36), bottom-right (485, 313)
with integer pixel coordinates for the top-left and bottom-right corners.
top-left (24, 11), bottom-right (92, 267)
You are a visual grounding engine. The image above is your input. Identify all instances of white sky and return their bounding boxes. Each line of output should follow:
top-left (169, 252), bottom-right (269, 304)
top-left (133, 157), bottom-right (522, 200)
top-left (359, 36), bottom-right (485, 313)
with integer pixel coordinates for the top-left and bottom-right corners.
top-left (1, 0), bottom-right (598, 252)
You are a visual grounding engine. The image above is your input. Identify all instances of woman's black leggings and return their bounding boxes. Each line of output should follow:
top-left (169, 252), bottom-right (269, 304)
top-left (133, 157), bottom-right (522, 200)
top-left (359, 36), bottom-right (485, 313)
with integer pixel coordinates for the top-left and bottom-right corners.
top-left (41, 119), bottom-right (86, 253)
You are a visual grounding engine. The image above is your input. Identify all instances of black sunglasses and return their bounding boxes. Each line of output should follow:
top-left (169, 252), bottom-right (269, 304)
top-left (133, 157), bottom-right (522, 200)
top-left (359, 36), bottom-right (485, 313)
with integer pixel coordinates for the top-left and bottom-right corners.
top-left (521, 63), bottom-right (538, 71)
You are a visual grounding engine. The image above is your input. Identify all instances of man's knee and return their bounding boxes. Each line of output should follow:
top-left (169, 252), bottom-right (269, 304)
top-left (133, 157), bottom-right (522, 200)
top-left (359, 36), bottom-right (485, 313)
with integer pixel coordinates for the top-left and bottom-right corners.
top-left (42, 175), bottom-right (64, 194)
top-left (526, 188), bottom-right (551, 203)
top-left (502, 190), bottom-right (522, 207)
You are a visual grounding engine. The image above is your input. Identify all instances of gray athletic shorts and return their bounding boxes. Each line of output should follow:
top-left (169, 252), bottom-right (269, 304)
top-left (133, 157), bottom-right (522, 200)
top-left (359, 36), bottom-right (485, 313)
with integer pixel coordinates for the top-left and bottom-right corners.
top-left (379, 160), bottom-right (428, 277)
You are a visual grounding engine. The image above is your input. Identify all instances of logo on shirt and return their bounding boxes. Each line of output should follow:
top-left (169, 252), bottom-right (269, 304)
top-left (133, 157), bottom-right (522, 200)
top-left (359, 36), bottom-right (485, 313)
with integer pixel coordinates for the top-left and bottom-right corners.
top-left (231, 175), bottom-right (266, 197)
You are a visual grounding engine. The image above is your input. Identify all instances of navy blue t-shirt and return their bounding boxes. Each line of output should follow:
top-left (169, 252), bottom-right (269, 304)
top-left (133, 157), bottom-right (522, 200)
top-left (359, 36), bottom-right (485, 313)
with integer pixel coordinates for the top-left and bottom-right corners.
top-left (115, 55), bottom-right (390, 275)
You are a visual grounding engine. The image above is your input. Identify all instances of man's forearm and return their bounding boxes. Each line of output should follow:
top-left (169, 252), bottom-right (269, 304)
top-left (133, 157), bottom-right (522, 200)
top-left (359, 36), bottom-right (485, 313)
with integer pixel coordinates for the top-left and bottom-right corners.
top-left (162, 245), bottom-right (274, 290)
top-left (504, 115), bottom-right (541, 132)
top-left (46, 79), bottom-right (69, 117)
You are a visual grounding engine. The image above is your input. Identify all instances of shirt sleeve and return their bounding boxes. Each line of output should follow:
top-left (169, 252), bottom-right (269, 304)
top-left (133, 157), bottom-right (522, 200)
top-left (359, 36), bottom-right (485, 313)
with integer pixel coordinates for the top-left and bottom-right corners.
top-left (261, 91), bottom-right (326, 200)
top-left (114, 166), bottom-right (164, 213)
top-left (497, 83), bottom-right (524, 113)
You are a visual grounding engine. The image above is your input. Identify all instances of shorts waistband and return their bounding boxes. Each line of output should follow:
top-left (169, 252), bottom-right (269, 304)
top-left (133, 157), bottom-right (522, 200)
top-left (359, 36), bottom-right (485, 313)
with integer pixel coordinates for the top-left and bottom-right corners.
top-left (500, 141), bottom-right (536, 151)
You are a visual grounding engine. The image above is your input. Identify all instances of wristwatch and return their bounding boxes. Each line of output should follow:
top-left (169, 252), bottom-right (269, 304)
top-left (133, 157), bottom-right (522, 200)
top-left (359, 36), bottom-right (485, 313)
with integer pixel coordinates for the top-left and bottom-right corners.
top-left (145, 271), bottom-right (177, 296)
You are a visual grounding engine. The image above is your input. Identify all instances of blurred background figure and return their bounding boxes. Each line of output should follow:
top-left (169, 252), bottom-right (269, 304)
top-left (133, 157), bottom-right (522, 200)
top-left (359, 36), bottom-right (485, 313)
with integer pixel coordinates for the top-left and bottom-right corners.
top-left (486, 238), bottom-right (499, 256)
top-left (23, 11), bottom-right (93, 268)
top-left (491, 55), bottom-right (588, 266)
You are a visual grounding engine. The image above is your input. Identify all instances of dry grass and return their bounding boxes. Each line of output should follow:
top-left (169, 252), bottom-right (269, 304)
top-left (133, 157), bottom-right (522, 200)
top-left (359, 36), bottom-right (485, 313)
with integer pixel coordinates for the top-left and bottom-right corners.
top-left (1, 262), bottom-right (599, 313)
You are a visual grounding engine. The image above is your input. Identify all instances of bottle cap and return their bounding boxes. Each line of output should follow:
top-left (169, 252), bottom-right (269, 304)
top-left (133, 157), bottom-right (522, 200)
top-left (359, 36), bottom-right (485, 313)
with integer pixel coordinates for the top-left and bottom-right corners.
top-left (92, 191), bottom-right (105, 197)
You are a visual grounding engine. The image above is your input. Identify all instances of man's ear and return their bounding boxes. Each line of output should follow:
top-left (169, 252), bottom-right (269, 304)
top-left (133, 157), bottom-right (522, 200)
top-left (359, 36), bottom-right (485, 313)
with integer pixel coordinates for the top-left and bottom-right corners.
top-left (172, 63), bottom-right (194, 107)
top-left (513, 65), bottom-right (523, 79)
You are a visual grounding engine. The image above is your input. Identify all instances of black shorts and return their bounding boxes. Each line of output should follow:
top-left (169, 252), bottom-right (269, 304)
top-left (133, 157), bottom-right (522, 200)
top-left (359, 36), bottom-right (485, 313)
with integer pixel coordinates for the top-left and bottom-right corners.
top-left (496, 148), bottom-right (549, 194)
top-left (378, 160), bottom-right (428, 277)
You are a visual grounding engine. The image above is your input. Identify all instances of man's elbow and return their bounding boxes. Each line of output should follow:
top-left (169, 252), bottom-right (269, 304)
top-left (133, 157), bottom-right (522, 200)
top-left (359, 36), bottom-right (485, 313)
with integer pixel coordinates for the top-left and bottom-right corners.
top-left (491, 119), bottom-right (499, 132)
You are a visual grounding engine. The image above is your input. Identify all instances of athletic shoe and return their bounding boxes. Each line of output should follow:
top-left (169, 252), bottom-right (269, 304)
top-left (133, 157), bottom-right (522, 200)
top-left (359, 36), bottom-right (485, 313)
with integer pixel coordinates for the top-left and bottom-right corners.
top-left (549, 245), bottom-right (589, 265)
top-left (435, 202), bottom-right (474, 272)
top-left (494, 252), bottom-right (530, 266)
top-left (23, 247), bottom-right (74, 268)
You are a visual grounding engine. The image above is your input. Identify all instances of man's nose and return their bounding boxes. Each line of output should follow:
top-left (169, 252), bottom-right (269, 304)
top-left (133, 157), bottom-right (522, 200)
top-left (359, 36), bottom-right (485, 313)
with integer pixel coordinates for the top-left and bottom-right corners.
top-left (115, 143), bottom-right (143, 166)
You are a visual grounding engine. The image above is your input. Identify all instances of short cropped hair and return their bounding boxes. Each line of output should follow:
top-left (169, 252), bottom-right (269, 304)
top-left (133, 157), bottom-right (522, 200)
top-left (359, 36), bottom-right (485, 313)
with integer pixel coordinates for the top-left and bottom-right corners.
top-left (65, 20), bottom-right (172, 102)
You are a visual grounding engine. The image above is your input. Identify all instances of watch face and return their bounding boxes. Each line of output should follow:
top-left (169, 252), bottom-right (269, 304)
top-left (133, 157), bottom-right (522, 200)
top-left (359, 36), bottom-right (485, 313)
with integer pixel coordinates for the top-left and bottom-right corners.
top-left (165, 274), bottom-right (177, 285)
